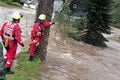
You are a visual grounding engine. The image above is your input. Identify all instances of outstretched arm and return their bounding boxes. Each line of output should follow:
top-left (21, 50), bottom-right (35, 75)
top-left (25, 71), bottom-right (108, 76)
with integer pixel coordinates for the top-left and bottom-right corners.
top-left (43, 22), bottom-right (55, 27)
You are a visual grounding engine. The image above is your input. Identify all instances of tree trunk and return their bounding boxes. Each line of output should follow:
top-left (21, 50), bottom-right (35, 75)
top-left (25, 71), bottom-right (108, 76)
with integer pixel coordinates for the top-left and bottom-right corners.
top-left (36, 0), bottom-right (54, 21)
top-left (35, 0), bottom-right (54, 61)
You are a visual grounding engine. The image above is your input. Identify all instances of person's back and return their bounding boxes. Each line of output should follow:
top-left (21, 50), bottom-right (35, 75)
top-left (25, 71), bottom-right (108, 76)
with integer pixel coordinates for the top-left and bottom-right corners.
top-left (0, 12), bottom-right (24, 74)
top-left (31, 22), bottom-right (43, 40)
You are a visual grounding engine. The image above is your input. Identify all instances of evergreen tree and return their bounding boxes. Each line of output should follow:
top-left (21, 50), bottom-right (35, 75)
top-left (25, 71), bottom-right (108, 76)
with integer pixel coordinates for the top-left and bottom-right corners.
top-left (82, 0), bottom-right (112, 46)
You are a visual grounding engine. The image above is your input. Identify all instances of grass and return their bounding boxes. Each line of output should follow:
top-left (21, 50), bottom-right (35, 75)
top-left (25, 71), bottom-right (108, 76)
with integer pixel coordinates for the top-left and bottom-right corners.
top-left (111, 0), bottom-right (120, 28)
top-left (0, 0), bottom-right (22, 7)
top-left (0, 0), bottom-right (9, 6)
top-left (6, 49), bottom-right (42, 80)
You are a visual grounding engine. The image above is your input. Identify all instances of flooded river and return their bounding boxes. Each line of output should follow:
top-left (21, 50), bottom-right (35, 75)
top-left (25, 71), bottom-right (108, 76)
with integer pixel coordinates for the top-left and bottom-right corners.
top-left (40, 25), bottom-right (120, 80)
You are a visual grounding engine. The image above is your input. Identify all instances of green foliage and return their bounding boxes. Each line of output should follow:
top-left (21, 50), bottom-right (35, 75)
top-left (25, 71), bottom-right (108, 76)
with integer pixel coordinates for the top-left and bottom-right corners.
top-left (13, 0), bottom-right (20, 2)
top-left (56, 0), bottom-right (113, 47)
top-left (111, 0), bottom-right (120, 28)
top-left (0, 0), bottom-right (22, 7)
top-left (5, 1), bottom-right (22, 7)
top-left (69, 16), bottom-right (87, 41)
top-left (0, 0), bottom-right (8, 6)
top-left (54, 3), bottom-right (73, 39)
top-left (82, 30), bottom-right (108, 47)
top-left (2, 0), bottom-right (20, 2)
top-left (55, 2), bottom-right (87, 40)
top-left (82, 0), bottom-right (112, 46)
top-left (61, 2), bottom-right (73, 16)
top-left (72, 16), bottom-right (87, 30)
top-left (7, 49), bottom-right (42, 80)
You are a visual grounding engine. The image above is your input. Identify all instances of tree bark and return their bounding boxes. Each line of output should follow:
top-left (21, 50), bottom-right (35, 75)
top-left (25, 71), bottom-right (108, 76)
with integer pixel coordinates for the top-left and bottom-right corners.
top-left (35, 0), bottom-right (54, 61)
top-left (36, 0), bottom-right (54, 21)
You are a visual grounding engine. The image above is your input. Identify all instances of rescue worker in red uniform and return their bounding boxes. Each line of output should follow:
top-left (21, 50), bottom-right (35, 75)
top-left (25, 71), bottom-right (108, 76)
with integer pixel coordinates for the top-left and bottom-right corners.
top-left (29, 14), bottom-right (55, 61)
top-left (0, 12), bottom-right (24, 74)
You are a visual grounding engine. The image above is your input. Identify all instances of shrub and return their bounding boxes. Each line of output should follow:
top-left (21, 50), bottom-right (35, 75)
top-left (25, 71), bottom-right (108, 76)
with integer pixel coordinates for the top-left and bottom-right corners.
top-left (55, 2), bottom-right (87, 40)
top-left (111, 0), bottom-right (120, 28)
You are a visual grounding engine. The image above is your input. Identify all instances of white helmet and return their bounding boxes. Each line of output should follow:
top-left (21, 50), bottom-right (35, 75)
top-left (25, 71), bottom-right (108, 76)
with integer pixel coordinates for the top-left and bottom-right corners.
top-left (12, 12), bottom-right (22, 19)
top-left (39, 14), bottom-right (46, 20)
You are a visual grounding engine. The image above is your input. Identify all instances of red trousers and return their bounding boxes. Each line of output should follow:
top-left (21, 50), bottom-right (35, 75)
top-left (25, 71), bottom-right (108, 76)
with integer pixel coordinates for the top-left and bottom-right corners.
top-left (29, 37), bottom-right (40, 57)
top-left (4, 40), bottom-right (17, 68)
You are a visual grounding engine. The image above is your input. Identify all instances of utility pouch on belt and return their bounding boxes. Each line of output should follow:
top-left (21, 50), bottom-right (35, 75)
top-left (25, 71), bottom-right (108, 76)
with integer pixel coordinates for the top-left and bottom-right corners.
top-left (4, 39), bottom-right (9, 49)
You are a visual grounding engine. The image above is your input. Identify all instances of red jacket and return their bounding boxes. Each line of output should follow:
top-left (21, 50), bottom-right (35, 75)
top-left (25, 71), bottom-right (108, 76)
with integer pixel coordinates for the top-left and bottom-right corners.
top-left (1, 21), bottom-right (23, 45)
top-left (31, 21), bottom-right (53, 40)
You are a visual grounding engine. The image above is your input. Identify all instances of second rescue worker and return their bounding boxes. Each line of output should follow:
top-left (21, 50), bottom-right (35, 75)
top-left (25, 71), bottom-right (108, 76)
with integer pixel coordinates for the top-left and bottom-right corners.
top-left (29, 14), bottom-right (55, 61)
top-left (0, 12), bottom-right (24, 74)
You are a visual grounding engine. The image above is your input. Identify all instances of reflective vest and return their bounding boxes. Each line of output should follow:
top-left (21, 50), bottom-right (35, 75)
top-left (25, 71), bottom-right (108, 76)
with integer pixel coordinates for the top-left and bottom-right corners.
top-left (3, 22), bottom-right (17, 40)
top-left (31, 21), bottom-right (53, 40)
top-left (31, 23), bottom-right (43, 39)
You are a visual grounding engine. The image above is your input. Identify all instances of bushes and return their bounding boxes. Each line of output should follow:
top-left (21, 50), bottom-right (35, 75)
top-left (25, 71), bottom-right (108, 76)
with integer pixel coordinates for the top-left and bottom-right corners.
top-left (54, 2), bottom-right (73, 39)
top-left (0, 0), bottom-right (22, 7)
top-left (5, 1), bottom-right (22, 7)
top-left (3, 0), bottom-right (20, 2)
top-left (55, 0), bottom-right (112, 47)
top-left (111, 0), bottom-right (120, 28)
top-left (7, 49), bottom-right (42, 80)
top-left (55, 2), bottom-right (87, 40)
top-left (69, 16), bottom-right (87, 41)
top-left (13, 0), bottom-right (20, 2)
top-left (82, 0), bottom-right (112, 47)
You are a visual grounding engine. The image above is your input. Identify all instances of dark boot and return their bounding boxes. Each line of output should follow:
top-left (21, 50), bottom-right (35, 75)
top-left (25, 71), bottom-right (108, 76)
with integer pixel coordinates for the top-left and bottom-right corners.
top-left (4, 68), bottom-right (14, 74)
top-left (29, 56), bottom-right (33, 61)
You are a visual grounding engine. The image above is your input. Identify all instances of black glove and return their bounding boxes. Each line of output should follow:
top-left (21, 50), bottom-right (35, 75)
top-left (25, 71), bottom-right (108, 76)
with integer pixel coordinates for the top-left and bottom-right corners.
top-left (52, 22), bottom-right (55, 24)
top-left (21, 43), bottom-right (24, 47)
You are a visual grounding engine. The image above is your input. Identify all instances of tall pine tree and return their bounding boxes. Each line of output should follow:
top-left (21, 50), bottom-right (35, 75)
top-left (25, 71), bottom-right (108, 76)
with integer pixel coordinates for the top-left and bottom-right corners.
top-left (82, 0), bottom-right (112, 46)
